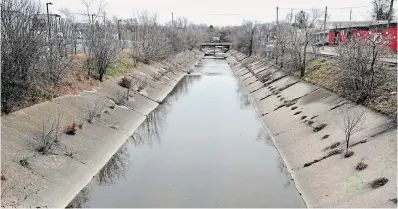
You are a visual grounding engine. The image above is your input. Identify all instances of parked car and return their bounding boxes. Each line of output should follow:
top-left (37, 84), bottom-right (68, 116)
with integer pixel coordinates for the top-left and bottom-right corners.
top-left (313, 40), bottom-right (328, 47)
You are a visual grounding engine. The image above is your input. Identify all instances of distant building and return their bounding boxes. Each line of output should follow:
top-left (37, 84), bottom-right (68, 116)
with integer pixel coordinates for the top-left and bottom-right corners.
top-left (212, 36), bottom-right (220, 42)
top-left (316, 20), bottom-right (398, 51)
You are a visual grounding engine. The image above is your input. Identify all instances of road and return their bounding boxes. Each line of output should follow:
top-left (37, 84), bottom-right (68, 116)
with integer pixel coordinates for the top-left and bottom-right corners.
top-left (307, 46), bottom-right (397, 64)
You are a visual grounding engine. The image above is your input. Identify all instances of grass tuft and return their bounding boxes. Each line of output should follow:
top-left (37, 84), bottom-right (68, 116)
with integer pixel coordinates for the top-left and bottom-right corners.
top-left (313, 124), bottom-right (327, 132)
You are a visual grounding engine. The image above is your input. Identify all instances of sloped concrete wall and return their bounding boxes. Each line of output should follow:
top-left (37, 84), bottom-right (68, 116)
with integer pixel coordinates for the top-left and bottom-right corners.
top-left (226, 50), bottom-right (397, 208)
top-left (0, 50), bottom-right (204, 207)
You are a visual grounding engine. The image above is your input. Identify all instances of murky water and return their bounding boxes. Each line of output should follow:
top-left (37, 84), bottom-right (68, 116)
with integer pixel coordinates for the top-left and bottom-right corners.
top-left (68, 57), bottom-right (305, 208)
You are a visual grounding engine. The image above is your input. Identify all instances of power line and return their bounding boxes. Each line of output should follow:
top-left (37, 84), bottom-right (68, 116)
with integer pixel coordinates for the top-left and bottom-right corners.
top-left (203, 13), bottom-right (241, 16)
top-left (328, 6), bottom-right (370, 10)
top-left (279, 6), bottom-right (370, 10)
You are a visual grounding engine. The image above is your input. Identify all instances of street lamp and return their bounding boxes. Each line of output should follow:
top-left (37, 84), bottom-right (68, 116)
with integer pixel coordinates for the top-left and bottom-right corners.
top-left (46, 2), bottom-right (53, 40)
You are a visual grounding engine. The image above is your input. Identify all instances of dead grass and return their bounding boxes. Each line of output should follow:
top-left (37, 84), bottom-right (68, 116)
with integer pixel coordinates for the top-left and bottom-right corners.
top-left (370, 177), bottom-right (389, 189)
top-left (58, 54), bottom-right (99, 96)
top-left (313, 124), bottom-right (327, 132)
top-left (356, 158), bottom-right (368, 171)
top-left (303, 57), bottom-right (397, 119)
top-left (13, 52), bottom-right (141, 114)
top-left (344, 151), bottom-right (354, 158)
top-left (107, 51), bottom-right (136, 77)
top-left (64, 122), bottom-right (77, 135)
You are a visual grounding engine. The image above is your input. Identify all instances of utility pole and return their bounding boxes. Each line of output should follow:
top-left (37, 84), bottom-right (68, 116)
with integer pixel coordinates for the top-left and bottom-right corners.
top-left (172, 12), bottom-right (174, 27)
top-left (322, 6), bottom-right (327, 50)
top-left (91, 14), bottom-right (96, 24)
top-left (276, 6), bottom-right (279, 64)
top-left (117, 20), bottom-right (121, 40)
top-left (249, 25), bottom-right (255, 56)
top-left (386, 0), bottom-right (394, 46)
top-left (103, 11), bottom-right (106, 25)
top-left (118, 19), bottom-right (122, 51)
top-left (349, 9), bottom-right (352, 21)
top-left (46, 2), bottom-right (52, 41)
top-left (290, 9), bottom-right (293, 24)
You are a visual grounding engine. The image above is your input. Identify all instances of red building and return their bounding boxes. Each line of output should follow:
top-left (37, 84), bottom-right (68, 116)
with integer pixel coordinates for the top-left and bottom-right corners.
top-left (327, 21), bottom-right (397, 51)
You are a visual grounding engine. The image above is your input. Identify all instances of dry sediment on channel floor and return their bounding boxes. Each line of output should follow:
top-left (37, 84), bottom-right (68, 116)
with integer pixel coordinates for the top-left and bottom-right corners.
top-left (1, 50), bottom-right (204, 207)
top-left (226, 50), bottom-right (397, 208)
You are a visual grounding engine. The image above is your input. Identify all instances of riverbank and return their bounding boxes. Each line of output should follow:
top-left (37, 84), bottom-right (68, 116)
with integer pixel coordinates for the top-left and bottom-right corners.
top-left (0, 50), bottom-right (204, 207)
top-left (226, 50), bottom-right (397, 208)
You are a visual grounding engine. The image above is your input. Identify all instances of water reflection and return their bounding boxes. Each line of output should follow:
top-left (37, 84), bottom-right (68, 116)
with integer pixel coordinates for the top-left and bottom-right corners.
top-left (236, 86), bottom-right (251, 109)
top-left (255, 129), bottom-right (293, 188)
top-left (130, 103), bottom-right (168, 147)
top-left (255, 129), bottom-right (274, 148)
top-left (277, 155), bottom-right (294, 188)
top-left (66, 187), bottom-right (90, 208)
top-left (168, 75), bottom-right (202, 100)
top-left (96, 142), bottom-right (130, 186)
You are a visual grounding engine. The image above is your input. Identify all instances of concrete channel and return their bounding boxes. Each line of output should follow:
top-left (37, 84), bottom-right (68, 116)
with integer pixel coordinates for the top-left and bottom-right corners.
top-left (226, 50), bottom-right (397, 208)
top-left (67, 55), bottom-right (305, 207)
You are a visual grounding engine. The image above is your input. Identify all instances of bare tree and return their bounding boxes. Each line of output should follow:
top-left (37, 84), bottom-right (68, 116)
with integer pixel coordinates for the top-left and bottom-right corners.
top-left (1, 0), bottom-right (44, 113)
top-left (34, 111), bottom-right (63, 155)
top-left (131, 11), bottom-right (172, 63)
top-left (228, 20), bottom-right (254, 56)
top-left (87, 24), bottom-right (120, 81)
top-left (372, 0), bottom-right (393, 20)
top-left (59, 8), bottom-right (79, 55)
top-left (339, 108), bottom-right (365, 154)
top-left (284, 9), bottom-right (324, 77)
top-left (336, 32), bottom-right (389, 104)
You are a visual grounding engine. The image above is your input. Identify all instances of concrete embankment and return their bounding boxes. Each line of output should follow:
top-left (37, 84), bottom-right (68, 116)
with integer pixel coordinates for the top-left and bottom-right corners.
top-left (226, 50), bottom-right (397, 208)
top-left (0, 50), bottom-right (204, 207)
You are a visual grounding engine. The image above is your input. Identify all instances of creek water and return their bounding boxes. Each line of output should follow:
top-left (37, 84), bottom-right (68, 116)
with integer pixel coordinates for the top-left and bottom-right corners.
top-left (67, 56), bottom-right (305, 208)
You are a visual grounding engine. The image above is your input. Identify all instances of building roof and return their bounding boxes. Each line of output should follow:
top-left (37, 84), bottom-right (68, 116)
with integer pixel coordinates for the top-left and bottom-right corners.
top-left (329, 20), bottom-right (396, 29)
top-left (313, 20), bottom-right (397, 34)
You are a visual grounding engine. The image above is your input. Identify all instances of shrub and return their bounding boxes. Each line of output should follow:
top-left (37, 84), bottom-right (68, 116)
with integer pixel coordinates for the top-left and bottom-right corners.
top-left (301, 116), bottom-right (307, 120)
top-left (356, 158), bottom-right (368, 171)
top-left (119, 76), bottom-right (132, 88)
top-left (136, 76), bottom-right (149, 92)
top-left (85, 98), bottom-right (105, 123)
top-left (35, 112), bottom-right (62, 155)
top-left (64, 122), bottom-right (77, 135)
top-left (294, 111), bottom-right (302, 115)
top-left (291, 106), bottom-right (297, 110)
top-left (112, 90), bottom-right (128, 106)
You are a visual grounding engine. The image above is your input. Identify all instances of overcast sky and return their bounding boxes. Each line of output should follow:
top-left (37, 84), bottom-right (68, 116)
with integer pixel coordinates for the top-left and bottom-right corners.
top-left (40, 0), bottom-right (384, 26)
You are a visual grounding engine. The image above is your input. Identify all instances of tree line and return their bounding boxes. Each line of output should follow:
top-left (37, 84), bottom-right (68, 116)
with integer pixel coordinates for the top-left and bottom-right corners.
top-left (1, 0), bottom-right (210, 114)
